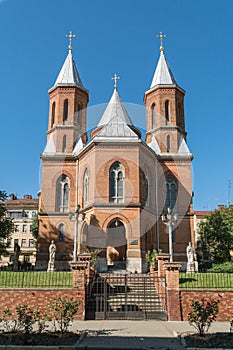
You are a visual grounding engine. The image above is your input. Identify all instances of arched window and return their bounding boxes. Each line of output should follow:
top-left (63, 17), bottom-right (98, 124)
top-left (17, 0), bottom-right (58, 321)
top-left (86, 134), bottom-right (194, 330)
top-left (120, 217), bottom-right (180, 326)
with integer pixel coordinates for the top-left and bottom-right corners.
top-left (63, 99), bottom-right (68, 122)
top-left (62, 135), bottom-right (66, 152)
top-left (165, 176), bottom-right (177, 208)
top-left (56, 175), bottom-right (70, 212)
top-left (83, 169), bottom-right (89, 206)
top-left (167, 135), bottom-right (171, 152)
top-left (151, 103), bottom-right (156, 128)
top-left (141, 171), bottom-right (149, 207)
top-left (58, 224), bottom-right (64, 242)
top-left (51, 102), bottom-right (56, 127)
top-left (109, 162), bottom-right (124, 203)
top-left (165, 100), bottom-right (169, 123)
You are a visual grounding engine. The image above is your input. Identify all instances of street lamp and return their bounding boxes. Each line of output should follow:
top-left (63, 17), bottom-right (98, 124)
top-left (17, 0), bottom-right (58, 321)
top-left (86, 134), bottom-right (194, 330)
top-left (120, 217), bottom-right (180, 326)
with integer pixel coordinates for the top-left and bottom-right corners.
top-left (161, 207), bottom-right (178, 262)
top-left (69, 205), bottom-right (85, 263)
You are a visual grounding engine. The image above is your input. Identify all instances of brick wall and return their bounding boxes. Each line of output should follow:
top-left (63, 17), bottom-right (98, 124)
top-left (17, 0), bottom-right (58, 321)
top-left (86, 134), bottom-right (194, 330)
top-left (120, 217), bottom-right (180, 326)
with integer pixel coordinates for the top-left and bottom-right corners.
top-left (0, 288), bottom-right (85, 320)
top-left (180, 290), bottom-right (233, 321)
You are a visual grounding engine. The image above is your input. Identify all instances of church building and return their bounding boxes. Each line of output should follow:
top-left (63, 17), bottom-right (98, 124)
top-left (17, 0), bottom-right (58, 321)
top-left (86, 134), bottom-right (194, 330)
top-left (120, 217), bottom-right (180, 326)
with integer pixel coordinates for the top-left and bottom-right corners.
top-left (37, 32), bottom-right (194, 272)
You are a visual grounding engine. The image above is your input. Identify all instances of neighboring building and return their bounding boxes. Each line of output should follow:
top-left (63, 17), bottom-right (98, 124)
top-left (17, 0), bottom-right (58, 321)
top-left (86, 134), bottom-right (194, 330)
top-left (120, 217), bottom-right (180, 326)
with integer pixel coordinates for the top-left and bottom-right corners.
top-left (193, 210), bottom-right (210, 243)
top-left (1, 194), bottom-right (38, 267)
top-left (194, 205), bottom-right (225, 242)
top-left (37, 34), bottom-right (195, 272)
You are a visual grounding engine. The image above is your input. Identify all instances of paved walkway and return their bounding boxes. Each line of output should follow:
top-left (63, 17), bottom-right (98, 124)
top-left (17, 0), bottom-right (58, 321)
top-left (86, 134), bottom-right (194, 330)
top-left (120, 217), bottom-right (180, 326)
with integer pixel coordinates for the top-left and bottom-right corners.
top-left (70, 320), bottom-right (230, 349)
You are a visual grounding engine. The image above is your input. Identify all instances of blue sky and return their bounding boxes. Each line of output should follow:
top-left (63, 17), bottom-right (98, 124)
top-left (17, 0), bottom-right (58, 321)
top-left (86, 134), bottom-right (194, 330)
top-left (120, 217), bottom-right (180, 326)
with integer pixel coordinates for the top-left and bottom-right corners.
top-left (0, 0), bottom-right (233, 210)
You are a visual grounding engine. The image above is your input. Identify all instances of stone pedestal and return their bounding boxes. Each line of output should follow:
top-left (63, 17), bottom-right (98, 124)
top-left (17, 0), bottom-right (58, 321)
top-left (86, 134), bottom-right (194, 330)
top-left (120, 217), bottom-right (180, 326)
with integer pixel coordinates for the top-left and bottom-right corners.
top-left (187, 261), bottom-right (198, 273)
top-left (47, 261), bottom-right (56, 272)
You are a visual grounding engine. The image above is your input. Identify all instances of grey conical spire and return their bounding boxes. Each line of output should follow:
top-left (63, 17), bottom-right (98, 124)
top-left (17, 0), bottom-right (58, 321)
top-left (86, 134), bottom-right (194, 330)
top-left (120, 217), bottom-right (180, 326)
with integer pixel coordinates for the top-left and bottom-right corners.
top-left (98, 88), bottom-right (133, 127)
top-left (53, 49), bottom-right (83, 88)
top-left (150, 49), bottom-right (177, 88)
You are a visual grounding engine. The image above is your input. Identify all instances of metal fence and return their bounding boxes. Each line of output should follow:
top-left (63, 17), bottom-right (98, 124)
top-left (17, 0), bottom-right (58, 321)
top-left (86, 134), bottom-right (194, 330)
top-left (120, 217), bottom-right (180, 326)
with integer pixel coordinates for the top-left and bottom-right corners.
top-left (0, 271), bottom-right (73, 288)
top-left (179, 272), bottom-right (233, 290)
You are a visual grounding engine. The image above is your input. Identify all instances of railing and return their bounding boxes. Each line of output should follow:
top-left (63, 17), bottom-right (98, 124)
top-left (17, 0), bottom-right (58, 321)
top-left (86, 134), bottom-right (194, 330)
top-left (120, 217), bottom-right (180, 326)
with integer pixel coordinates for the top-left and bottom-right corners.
top-left (0, 271), bottom-right (73, 288)
top-left (179, 272), bottom-right (233, 290)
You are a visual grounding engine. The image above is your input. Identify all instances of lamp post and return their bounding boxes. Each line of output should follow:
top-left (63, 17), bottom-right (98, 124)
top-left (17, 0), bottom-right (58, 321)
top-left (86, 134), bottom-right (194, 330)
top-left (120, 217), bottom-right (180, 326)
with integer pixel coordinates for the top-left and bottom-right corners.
top-left (69, 205), bottom-right (85, 263)
top-left (161, 208), bottom-right (178, 262)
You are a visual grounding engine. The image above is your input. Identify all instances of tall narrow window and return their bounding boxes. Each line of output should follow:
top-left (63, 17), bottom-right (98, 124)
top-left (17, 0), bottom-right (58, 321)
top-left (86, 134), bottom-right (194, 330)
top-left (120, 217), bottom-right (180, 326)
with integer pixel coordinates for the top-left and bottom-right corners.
top-left (141, 171), bottom-right (149, 207)
top-left (56, 175), bottom-right (70, 212)
top-left (151, 103), bottom-right (156, 128)
top-left (78, 103), bottom-right (82, 125)
top-left (165, 100), bottom-right (169, 123)
top-left (63, 99), bottom-right (68, 122)
top-left (58, 224), bottom-right (64, 242)
top-left (109, 162), bottom-right (124, 203)
top-left (145, 176), bottom-right (149, 207)
top-left (167, 135), bottom-right (171, 152)
top-left (165, 176), bottom-right (177, 208)
top-left (62, 135), bottom-right (66, 152)
top-left (51, 102), bottom-right (56, 127)
top-left (83, 169), bottom-right (89, 206)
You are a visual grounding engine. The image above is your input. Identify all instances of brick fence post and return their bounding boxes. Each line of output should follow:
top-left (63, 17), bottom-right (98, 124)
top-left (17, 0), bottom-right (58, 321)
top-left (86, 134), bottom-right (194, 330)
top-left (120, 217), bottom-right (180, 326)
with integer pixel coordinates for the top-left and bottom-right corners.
top-left (71, 262), bottom-right (88, 320)
top-left (156, 254), bottom-right (170, 277)
top-left (164, 262), bottom-right (182, 321)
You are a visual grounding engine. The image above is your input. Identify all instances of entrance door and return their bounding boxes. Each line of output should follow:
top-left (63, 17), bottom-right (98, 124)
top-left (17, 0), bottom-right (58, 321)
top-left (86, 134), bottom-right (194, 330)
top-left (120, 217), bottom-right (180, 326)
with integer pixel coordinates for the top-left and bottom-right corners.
top-left (107, 219), bottom-right (127, 265)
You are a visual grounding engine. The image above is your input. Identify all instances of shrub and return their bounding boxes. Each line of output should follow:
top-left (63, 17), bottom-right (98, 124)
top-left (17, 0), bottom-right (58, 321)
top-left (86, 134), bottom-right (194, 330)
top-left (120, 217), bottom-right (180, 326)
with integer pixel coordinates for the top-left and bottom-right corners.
top-left (48, 296), bottom-right (80, 333)
top-left (0, 305), bottom-right (48, 334)
top-left (16, 305), bottom-right (37, 334)
top-left (188, 297), bottom-right (220, 336)
top-left (208, 262), bottom-right (233, 273)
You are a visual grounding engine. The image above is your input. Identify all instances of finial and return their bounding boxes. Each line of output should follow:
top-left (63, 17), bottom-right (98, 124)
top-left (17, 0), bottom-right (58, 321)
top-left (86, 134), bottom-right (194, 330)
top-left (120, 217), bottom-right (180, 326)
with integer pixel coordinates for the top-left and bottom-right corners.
top-left (156, 31), bottom-right (166, 51)
top-left (66, 31), bottom-right (76, 52)
top-left (112, 73), bottom-right (120, 90)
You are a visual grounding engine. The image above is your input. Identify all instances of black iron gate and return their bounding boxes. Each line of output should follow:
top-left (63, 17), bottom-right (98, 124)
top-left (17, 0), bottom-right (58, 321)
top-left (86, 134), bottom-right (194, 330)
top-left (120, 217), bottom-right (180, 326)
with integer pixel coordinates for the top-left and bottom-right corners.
top-left (86, 273), bottom-right (167, 320)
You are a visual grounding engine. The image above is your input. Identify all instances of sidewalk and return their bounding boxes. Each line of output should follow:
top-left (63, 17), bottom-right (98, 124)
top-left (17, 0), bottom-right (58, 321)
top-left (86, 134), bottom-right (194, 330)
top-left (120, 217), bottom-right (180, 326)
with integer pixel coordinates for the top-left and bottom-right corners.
top-left (71, 320), bottom-right (231, 349)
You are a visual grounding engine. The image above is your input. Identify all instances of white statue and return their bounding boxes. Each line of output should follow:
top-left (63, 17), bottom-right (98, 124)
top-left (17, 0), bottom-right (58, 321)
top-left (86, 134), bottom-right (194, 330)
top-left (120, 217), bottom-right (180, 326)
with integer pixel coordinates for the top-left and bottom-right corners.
top-left (186, 242), bottom-right (197, 272)
top-left (47, 240), bottom-right (56, 271)
top-left (186, 242), bottom-right (194, 263)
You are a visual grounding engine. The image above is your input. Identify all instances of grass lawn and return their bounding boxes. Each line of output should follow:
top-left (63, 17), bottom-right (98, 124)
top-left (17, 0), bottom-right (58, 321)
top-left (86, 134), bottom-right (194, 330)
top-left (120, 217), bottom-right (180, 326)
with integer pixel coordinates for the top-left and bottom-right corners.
top-left (0, 271), bottom-right (73, 288)
top-left (179, 272), bottom-right (233, 289)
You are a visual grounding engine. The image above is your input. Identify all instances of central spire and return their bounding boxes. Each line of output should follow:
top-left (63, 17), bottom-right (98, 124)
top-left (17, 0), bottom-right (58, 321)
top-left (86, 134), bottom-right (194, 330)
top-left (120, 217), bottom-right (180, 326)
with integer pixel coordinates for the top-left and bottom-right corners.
top-left (97, 74), bottom-right (133, 127)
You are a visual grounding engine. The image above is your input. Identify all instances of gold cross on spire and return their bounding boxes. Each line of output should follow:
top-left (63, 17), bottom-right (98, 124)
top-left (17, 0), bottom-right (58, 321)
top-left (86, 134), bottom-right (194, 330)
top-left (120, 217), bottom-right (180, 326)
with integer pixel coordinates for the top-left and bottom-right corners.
top-left (112, 73), bottom-right (120, 90)
top-left (156, 31), bottom-right (166, 51)
top-left (66, 31), bottom-right (76, 52)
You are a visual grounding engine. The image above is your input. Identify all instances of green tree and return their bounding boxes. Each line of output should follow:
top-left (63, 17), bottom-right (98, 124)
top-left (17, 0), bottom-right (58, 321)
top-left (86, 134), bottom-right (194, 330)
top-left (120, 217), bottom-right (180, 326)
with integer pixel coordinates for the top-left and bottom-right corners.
top-left (0, 191), bottom-right (14, 253)
top-left (198, 207), bottom-right (233, 263)
top-left (31, 213), bottom-right (39, 240)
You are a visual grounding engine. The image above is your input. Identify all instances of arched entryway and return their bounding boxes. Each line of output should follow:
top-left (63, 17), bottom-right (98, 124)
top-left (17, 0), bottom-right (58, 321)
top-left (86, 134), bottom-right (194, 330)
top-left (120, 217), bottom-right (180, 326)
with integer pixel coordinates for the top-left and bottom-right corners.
top-left (106, 219), bottom-right (127, 266)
